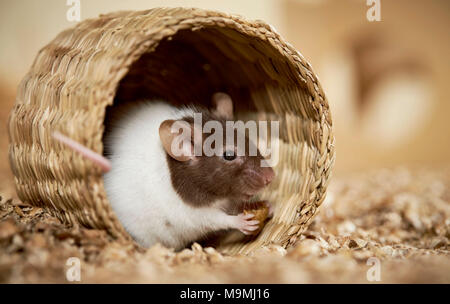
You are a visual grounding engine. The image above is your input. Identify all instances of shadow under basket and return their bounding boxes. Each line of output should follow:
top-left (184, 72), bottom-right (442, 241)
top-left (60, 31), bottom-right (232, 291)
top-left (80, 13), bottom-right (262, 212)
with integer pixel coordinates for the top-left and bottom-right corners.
top-left (8, 8), bottom-right (335, 255)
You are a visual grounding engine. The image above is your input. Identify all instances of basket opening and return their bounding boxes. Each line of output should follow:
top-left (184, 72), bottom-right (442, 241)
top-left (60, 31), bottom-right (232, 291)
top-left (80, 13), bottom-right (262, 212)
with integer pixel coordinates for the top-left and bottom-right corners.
top-left (112, 26), bottom-right (301, 112)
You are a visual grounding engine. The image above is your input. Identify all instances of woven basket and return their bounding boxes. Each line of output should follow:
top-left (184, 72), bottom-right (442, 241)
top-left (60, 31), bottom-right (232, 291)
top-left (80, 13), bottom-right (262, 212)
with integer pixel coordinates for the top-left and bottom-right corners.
top-left (7, 7), bottom-right (334, 255)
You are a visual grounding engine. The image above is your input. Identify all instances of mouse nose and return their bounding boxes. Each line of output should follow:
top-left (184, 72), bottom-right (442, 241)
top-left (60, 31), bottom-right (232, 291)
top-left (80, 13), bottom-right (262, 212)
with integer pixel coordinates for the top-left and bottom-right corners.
top-left (262, 167), bottom-right (275, 185)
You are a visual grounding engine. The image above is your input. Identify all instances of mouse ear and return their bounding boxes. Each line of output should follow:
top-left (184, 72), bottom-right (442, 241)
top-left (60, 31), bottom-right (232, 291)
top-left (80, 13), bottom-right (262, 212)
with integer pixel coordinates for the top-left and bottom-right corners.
top-left (212, 92), bottom-right (233, 120)
top-left (159, 120), bottom-right (197, 162)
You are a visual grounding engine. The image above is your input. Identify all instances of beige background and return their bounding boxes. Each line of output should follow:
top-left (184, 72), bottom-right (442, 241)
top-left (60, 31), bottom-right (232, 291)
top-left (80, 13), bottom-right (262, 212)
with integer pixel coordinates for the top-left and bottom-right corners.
top-left (283, 0), bottom-right (450, 172)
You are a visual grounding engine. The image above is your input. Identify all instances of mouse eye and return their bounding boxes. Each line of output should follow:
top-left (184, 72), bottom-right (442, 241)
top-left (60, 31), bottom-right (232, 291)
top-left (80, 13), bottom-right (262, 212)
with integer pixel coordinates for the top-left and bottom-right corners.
top-left (222, 150), bottom-right (236, 161)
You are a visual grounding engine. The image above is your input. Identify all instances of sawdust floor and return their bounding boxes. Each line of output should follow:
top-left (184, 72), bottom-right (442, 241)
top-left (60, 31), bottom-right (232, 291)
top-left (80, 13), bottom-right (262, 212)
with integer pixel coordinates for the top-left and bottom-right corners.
top-left (0, 167), bottom-right (449, 283)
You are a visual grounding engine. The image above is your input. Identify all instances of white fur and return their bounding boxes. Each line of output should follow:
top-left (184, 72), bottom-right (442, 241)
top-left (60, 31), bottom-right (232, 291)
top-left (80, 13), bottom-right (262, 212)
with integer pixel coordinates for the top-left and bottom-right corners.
top-left (103, 102), bottom-right (242, 249)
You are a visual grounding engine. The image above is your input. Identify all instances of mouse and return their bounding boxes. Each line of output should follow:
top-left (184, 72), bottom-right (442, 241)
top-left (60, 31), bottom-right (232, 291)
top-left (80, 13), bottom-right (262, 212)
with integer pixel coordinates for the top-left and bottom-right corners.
top-left (53, 93), bottom-right (275, 250)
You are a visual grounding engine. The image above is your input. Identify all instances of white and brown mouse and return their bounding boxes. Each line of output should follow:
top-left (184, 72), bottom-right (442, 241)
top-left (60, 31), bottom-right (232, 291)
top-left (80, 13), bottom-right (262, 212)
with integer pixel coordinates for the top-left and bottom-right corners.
top-left (54, 93), bottom-right (274, 250)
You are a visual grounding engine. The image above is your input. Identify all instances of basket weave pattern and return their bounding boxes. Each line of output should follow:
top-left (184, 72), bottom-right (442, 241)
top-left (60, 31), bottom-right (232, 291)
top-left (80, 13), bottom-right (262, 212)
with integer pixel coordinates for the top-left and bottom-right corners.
top-left (8, 8), bottom-right (334, 254)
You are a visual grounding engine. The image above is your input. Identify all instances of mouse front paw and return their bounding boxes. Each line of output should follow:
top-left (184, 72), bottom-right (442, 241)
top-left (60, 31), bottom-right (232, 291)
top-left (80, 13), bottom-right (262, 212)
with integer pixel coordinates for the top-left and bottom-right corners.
top-left (234, 213), bottom-right (260, 235)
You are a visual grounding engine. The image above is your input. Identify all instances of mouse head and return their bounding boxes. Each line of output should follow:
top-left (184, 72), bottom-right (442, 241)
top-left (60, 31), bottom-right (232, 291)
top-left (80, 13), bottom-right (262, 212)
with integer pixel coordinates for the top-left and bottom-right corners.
top-left (159, 93), bottom-right (275, 206)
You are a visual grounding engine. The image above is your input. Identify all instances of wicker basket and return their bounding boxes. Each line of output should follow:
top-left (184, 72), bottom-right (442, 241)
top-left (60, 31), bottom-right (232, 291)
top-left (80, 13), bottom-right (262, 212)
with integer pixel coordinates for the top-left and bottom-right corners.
top-left (7, 7), bottom-right (335, 254)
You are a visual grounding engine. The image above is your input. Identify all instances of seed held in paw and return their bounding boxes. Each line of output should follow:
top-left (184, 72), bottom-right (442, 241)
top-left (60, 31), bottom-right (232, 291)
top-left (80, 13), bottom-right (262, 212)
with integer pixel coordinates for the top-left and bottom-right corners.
top-left (242, 202), bottom-right (270, 235)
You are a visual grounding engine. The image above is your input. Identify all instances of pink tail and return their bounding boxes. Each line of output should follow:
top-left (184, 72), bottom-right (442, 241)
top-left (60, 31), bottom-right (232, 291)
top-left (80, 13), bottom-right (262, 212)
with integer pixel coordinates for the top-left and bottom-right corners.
top-left (52, 131), bottom-right (111, 173)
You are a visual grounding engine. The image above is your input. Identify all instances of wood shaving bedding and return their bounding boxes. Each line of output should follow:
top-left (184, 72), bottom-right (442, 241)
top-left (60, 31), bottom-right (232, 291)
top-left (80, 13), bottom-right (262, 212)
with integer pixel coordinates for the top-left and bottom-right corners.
top-left (0, 167), bottom-right (449, 283)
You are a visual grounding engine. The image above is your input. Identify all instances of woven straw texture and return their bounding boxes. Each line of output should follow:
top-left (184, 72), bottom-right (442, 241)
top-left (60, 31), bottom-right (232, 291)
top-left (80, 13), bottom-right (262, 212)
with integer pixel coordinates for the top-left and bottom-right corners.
top-left (7, 7), bottom-right (334, 254)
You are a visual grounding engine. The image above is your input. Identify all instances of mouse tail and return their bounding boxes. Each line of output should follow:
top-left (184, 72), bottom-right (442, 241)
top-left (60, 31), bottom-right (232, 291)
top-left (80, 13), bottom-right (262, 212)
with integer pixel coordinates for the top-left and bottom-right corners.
top-left (52, 131), bottom-right (112, 173)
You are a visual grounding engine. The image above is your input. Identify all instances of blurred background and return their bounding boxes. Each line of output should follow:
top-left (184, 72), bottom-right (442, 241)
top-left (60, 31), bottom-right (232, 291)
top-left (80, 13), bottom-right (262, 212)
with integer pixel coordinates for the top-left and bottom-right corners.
top-left (0, 0), bottom-right (449, 191)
